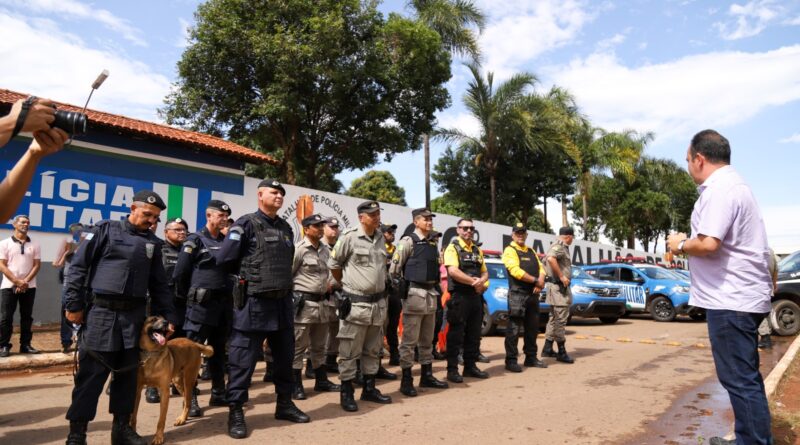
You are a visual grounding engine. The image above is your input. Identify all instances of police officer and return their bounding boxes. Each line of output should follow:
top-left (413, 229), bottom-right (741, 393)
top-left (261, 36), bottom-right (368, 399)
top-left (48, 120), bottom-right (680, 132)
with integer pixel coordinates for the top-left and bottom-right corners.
top-left (382, 223), bottom-right (402, 367)
top-left (213, 179), bottom-right (309, 439)
top-left (322, 217), bottom-right (342, 373)
top-left (291, 214), bottom-right (341, 399)
top-left (329, 200), bottom-right (392, 412)
top-left (64, 190), bottom-right (176, 445)
top-left (390, 208), bottom-right (449, 397)
top-left (501, 223), bottom-right (547, 372)
top-left (542, 226), bottom-right (575, 364)
top-left (145, 217), bottom-right (189, 405)
top-left (443, 218), bottom-right (490, 383)
top-left (173, 200), bottom-right (234, 416)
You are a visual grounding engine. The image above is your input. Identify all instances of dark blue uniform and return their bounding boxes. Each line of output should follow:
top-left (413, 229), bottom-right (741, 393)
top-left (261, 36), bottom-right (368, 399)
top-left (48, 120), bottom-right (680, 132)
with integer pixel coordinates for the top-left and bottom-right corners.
top-left (162, 241), bottom-right (186, 338)
top-left (173, 226), bottom-right (233, 392)
top-left (64, 219), bottom-right (176, 422)
top-left (213, 210), bottom-right (295, 404)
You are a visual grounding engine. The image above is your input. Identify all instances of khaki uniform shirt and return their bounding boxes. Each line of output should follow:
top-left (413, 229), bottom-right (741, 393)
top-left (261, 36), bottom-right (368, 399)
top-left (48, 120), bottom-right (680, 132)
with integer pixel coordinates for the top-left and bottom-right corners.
top-left (292, 236), bottom-right (330, 295)
top-left (545, 240), bottom-right (572, 306)
top-left (328, 225), bottom-right (387, 296)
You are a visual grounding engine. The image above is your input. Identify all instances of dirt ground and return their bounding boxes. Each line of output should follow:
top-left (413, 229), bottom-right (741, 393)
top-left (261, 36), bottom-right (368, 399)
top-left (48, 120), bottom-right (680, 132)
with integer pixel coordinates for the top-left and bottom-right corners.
top-left (771, 354), bottom-right (800, 444)
top-left (0, 317), bottom-right (790, 444)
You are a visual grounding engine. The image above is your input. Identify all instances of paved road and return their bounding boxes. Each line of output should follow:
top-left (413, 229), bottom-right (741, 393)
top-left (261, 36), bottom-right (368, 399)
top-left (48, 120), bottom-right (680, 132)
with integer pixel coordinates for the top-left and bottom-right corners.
top-left (0, 317), bottom-right (735, 444)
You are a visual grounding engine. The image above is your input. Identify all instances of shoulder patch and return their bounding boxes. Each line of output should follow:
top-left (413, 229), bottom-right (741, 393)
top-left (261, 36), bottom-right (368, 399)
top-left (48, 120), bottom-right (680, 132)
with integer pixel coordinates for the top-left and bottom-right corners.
top-left (84, 232), bottom-right (94, 241)
top-left (183, 245), bottom-right (194, 254)
top-left (342, 227), bottom-right (357, 235)
top-left (184, 240), bottom-right (197, 249)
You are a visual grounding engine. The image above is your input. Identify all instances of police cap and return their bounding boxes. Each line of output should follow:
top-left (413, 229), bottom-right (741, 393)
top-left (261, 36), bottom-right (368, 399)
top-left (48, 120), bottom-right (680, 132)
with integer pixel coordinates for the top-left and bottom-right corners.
top-left (380, 223), bottom-right (397, 233)
top-left (302, 214), bottom-right (326, 227)
top-left (559, 226), bottom-right (575, 236)
top-left (411, 208), bottom-right (435, 218)
top-left (257, 178), bottom-right (286, 195)
top-left (132, 190), bottom-right (166, 210)
top-left (512, 222), bottom-right (527, 233)
top-left (325, 217), bottom-right (340, 227)
top-left (207, 199), bottom-right (231, 214)
top-left (166, 217), bottom-right (189, 230)
top-left (357, 200), bottom-right (381, 214)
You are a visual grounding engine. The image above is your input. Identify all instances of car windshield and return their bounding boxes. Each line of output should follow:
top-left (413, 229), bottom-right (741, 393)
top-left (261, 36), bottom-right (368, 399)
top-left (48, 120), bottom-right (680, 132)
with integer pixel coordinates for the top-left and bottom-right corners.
top-left (486, 262), bottom-right (507, 280)
top-left (571, 267), bottom-right (592, 280)
top-left (779, 251), bottom-right (800, 274)
top-left (637, 266), bottom-right (683, 280)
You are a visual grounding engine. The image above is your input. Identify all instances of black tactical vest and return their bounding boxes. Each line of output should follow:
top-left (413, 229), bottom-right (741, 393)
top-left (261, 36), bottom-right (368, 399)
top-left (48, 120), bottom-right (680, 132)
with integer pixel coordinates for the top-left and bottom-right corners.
top-left (239, 213), bottom-right (293, 294)
top-left (447, 239), bottom-right (483, 294)
top-left (162, 243), bottom-right (180, 288)
top-left (189, 230), bottom-right (230, 290)
top-left (507, 246), bottom-right (540, 293)
top-left (90, 220), bottom-right (156, 298)
top-left (404, 233), bottom-right (440, 283)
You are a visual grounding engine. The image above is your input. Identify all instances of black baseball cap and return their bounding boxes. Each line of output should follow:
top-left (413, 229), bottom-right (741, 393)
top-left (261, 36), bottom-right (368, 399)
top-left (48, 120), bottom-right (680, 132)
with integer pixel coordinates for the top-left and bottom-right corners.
top-left (207, 199), bottom-right (231, 214)
top-left (257, 178), bottom-right (286, 195)
top-left (512, 222), bottom-right (527, 233)
top-left (411, 208), bottom-right (435, 218)
top-left (380, 223), bottom-right (397, 233)
top-left (302, 214), bottom-right (326, 227)
top-left (559, 226), bottom-right (575, 236)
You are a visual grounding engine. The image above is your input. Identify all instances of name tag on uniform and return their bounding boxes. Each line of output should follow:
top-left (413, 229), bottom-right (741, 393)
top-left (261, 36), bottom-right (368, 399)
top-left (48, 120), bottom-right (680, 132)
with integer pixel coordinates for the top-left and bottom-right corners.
top-left (264, 236), bottom-right (279, 242)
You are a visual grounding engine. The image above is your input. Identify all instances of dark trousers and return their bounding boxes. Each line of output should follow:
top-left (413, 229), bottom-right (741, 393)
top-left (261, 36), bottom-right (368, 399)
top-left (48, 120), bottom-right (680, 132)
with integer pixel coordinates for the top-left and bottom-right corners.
top-left (66, 348), bottom-right (139, 421)
top-left (386, 292), bottom-right (402, 354)
top-left (0, 287), bottom-right (36, 347)
top-left (504, 295), bottom-right (540, 362)
top-left (227, 328), bottom-right (294, 404)
top-left (60, 303), bottom-right (74, 347)
top-left (433, 293), bottom-right (443, 349)
top-left (446, 291), bottom-right (482, 370)
top-left (186, 323), bottom-right (228, 390)
top-left (706, 309), bottom-right (772, 445)
top-left (171, 300), bottom-right (187, 339)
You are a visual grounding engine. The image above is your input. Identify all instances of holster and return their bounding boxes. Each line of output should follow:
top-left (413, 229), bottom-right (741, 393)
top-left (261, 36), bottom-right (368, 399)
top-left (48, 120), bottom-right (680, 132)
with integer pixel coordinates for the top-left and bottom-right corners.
top-left (232, 276), bottom-right (247, 310)
top-left (293, 293), bottom-right (306, 317)
top-left (393, 278), bottom-right (410, 300)
top-left (338, 297), bottom-right (352, 320)
top-left (187, 287), bottom-right (209, 305)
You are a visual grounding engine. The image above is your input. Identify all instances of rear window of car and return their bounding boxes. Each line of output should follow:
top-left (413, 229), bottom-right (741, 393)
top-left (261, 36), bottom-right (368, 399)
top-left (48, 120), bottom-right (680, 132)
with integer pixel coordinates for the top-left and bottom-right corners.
top-left (636, 266), bottom-right (682, 280)
top-left (486, 262), bottom-right (507, 280)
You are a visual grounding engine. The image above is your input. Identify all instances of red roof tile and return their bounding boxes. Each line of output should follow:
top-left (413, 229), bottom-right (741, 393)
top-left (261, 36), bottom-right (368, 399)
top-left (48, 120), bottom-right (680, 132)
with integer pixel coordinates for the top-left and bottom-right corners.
top-left (0, 88), bottom-right (278, 165)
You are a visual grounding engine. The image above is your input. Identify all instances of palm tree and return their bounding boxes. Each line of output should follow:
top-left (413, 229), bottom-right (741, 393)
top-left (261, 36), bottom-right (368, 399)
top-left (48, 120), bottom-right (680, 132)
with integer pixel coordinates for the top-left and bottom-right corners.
top-left (408, 0), bottom-right (486, 207)
top-left (436, 63), bottom-right (537, 221)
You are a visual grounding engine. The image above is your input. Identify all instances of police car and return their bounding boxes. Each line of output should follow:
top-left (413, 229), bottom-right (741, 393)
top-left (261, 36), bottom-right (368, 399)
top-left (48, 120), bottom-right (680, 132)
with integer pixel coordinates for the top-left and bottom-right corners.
top-left (482, 255), bottom-right (549, 335)
top-left (772, 250), bottom-right (800, 336)
top-left (582, 260), bottom-right (703, 322)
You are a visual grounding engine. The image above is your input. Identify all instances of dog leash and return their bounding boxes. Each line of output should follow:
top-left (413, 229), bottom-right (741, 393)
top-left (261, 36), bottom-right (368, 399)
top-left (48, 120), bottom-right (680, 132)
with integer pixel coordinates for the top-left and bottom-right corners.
top-left (72, 324), bottom-right (150, 380)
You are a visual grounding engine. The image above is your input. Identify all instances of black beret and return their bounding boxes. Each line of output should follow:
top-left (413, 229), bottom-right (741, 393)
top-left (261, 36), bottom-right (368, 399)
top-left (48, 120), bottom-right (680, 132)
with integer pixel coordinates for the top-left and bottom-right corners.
top-left (380, 223), bottom-right (397, 232)
top-left (559, 226), bottom-right (575, 236)
top-left (512, 222), bottom-right (527, 233)
top-left (207, 199), bottom-right (231, 214)
top-left (357, 200), bottom-right (381, 214)
top-left (325, 217), bottom-right (340, 226)
top-left (166, 217), bottom-right (188, 229)
top-left (411, 207), bottom-right (435, 218)
top-left (301, 214), bottom-right (326, 227)
top-left (132, 190), bottom-right (166, 210)
top-left (257, 178), bottom-right (286, 195)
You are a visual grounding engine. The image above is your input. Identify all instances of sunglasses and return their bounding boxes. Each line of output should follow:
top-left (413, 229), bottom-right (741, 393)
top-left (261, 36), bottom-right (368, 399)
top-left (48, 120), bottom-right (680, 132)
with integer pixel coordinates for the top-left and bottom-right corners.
top-left (458, 226), bottom-right (475, 231)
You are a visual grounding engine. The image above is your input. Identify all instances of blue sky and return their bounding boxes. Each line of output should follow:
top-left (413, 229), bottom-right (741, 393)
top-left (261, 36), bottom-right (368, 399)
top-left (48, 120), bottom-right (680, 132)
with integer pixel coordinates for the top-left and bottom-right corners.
top-left (1, 0), bottom-right (798, 252)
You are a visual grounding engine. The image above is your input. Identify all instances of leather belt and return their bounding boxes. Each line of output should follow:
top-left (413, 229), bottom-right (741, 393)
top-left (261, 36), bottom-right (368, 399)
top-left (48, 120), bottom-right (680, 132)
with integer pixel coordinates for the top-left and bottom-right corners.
top-left (92, 296), bottom-right (146, 311)
top-left (249, 289), bottom-right (290, 299)
top-left (344, 292), bottom-right (385, 303)
top-left (294, 291), bottom-right (325, 302)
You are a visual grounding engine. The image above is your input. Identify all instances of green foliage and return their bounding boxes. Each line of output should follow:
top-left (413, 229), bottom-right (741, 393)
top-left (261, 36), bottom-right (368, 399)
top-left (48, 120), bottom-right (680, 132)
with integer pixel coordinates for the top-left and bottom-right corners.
top-left (346, 170), bottom-right (407, 205)
top-left (410, 0), bottom-right (486, 60)
top-left (161, 0), bottom-right (451, 191)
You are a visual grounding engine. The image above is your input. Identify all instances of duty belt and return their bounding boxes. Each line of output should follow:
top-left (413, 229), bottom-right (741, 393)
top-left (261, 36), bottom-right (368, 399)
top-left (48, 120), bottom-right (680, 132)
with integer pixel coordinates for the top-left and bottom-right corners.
top-left (344, 292), bottom-right (385, 303)
top-left (92, 295), bottom-right (146, 311)
top-left (410, 281), bottom-right (437, 289)
top-left (249, 289), bottom-right (290, 299)
top-left (294, 291), bottom-right (326, 302)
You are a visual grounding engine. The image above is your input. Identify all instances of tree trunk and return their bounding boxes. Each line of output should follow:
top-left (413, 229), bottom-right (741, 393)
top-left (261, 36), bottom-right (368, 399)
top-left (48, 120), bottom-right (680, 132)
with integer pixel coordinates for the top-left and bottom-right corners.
top-left (561, 194), bottom-right (568, 227)
top-left (582, 192), bottom-right (588, 229)
top-left (542, 196), bottom-right (548, 229)
top-left (489, 174), bottom-right (497, 223)
top-left (424, 133), bottom-right (431, 208)
top-left (627, 233), bottom-right (635, 250)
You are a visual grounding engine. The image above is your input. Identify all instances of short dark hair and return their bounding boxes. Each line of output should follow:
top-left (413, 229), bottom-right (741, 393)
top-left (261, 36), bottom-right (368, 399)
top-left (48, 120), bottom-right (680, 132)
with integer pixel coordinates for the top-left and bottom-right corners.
top-left (690, 130), bottom-right (730, 164)
top-left (456, 218), bottom-right (473, 226)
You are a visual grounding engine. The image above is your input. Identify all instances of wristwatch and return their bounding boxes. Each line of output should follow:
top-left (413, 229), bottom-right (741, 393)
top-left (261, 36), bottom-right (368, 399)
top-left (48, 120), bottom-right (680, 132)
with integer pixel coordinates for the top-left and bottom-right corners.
top-left (677, 239), bottom-right (687, 254)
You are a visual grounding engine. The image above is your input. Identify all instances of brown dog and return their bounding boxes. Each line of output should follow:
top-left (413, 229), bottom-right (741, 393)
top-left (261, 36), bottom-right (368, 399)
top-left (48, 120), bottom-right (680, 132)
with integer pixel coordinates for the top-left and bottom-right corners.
top-left (131, 316), bottom-right (213, 445)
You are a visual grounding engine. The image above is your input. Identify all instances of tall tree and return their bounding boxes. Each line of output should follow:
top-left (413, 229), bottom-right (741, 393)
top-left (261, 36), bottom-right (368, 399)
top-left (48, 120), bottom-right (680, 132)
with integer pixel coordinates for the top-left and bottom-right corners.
top-left (162, 0), bottom-right (451, 190)
top-left (346, 170), bottom-right (408, 206)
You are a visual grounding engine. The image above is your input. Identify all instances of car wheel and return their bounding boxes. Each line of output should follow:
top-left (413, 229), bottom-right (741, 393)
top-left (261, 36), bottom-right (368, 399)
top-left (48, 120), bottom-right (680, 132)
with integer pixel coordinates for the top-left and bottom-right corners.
top-left (598, 316), bottom-right (619, 324)
top-left (481, 302), bottom-right (496, 336)
top-left (650, 296), bottom-right (676, 322)
top-left (770, 299), bottom-right (800, 336)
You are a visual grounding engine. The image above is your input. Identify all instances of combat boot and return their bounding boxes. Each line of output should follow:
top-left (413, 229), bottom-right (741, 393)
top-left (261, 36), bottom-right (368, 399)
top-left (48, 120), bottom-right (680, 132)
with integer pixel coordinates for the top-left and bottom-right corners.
top-left (65, 420), bottom-right (88, 445)
top-left (304, 359), bottom-right (314, 379)
top-left (400, 367), bottom-right (417, 397)
top-left (228, 404), bottom-right (247, 439)
top-left (292, 369), bottom-right (307, 400)
top-left (446, 368), bottom-right (463, 383)
top-left (111, 414), bottom-right (146, 445)
top-left (199, 357), bottom-right (211, 381)
top-left (360, 375), bottom-right (392, 404)
top-left (262, 361), bottom-right (274, 383)
top-left (524, 355), bottom-right (548, 368)
top-left (340, 380), bottom-right (358, 412)
top-left (314, 366), bottom-right (340, 392)
top-left (542, 339), bottom-right (556, 357)
top-left (505, 361), bottom-right (522, 373)
top-left (419, 363), bottom-right (449, 389)
top-left (275, 393), bottom-right (310, 423)
top-left (188, 386), bottom-right (202, 417)
top-left (375, 359), bottom-right (397, 380)
top-left (556, 341), bottom-right (575, 364)
top-left (758, 335), bottom-right (773, 350)
top-left (145, 387), bottom-right (160, 404)
top-left (463, 363), bottom-right (489, 379)
top-left (209, 387), bottom-right (228, 406)
top-left (325, 354), bottom-right (339, 373)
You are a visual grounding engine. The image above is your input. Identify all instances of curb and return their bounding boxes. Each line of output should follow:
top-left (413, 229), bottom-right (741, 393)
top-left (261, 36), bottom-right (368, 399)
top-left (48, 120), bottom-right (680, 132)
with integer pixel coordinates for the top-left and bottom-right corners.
top-left (0, 351), bottom-right (74, 371)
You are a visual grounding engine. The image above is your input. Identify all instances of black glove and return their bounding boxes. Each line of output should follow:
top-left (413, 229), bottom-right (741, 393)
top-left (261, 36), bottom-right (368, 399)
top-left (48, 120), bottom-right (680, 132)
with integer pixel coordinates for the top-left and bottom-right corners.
top-left (338, 297), bottom-right (352, 320)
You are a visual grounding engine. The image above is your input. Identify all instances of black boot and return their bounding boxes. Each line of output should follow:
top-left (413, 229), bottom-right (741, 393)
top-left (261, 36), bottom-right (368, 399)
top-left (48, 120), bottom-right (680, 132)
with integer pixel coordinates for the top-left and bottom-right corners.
top-left (542, 339), bottom-right (556, 357)
top-left (65, 420), bottom-right (88, 445)
top-left (432, 347), bottom-right (446, 360)
top-left (326, 354), bottom-right (339, 373)
top-left (758, 335), bottom-right (773, 350)
top-left (145, 387), bottom-right (160, 404)
top-left (446, 368), bottom-right (463, 383)
top-left (292, 369), bottom-right (307, 400)
top-left (305, 359), bottom-right (314, 379)
top-left (199, 357), bottom-right (211, 381)
top-left (419, 363), bottom-right (449, 389)
top-left (340, 380), bottom-right (358, 412)
top-left (262, 361), bottom-right (274, 383)
top-left (228, 404), bottom-right (247, 439)
top-left (505, 361), bottom-right (522, 373)
top-left (375, 363), bottom-right (397, 380)
top-left (556, 341), bottom-right (575, 364)
top-left (360, 375), bottom-right (392, 404)
top-left (523, 355), bottom-right (548, 368)
top-left (209, 387), bottom-right (227, 406)
top-left (400, 368), bottom-right (417, 397)
top-left (188, 386), bottom-right (202, 417)
top-left (314, 366), bottom-right (340, 392)
top-left (275, 392), bottom-right (310, 423)
top-left (111, 414), bottom-right (146, 445)
top-left (354, 360), bottom-right (363, 387)
top-left (463, 363), bottom-right (489, 379)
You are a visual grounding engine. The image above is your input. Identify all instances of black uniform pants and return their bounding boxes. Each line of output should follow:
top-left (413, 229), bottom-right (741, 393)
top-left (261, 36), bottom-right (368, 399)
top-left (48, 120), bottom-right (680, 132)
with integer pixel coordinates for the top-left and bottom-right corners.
top-left (171, 299), bottom-right (187, 339)
top-left (227, 327), bottom-right (294, 404)
top-left (504, 294), bottom-right (540, 363)
top-left (386, 291), bottom-right (402, 354)
top-left (0, 288), bottom-right (36, 347)
top-left (66, 348), bottom-right (139, 421)
top-left (446, 291), bottom-right (483, 370)
top-left (433, 293), bottom-right (443, 350)
top-left (186, 322), bottom-right (228, 390)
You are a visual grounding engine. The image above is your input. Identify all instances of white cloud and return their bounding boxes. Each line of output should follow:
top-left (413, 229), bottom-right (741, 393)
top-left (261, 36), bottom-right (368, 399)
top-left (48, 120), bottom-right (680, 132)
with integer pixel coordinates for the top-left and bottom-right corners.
top-left (0, 13), bottom-right (171, 121)
top-left (714, 0), bottom-right (781, 40)
top-left (596, 32), bottom-right (626, 51)
top-left (0, 0), bottom-right (147, 46)
top-left (546, 45), bottom-right (800, 142)
top-left (784, 15), bottom-right (800, 26)
top-left (177, 18), bottom-right (191, 48)
top-left (436, 111), bottom-right (481, 139)
top-left (779, 133), bottom-right (800, 143)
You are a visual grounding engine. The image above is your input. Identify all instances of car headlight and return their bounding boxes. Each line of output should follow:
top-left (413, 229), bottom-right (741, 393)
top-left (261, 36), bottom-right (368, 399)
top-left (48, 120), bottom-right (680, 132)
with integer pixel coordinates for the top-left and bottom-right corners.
top-left (672, 285), bottom-right (690, 294)
top-left (493, 287), bottom-right (508, 299)
top-left (572, 285), bottom-right (593, 294)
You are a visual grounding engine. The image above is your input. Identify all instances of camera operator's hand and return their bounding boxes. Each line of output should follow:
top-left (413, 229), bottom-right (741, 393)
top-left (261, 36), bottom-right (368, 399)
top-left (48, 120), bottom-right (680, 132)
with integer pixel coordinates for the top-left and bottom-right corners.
top-left (29, 128), bottom-right (69, 158)
top-left (1, 98), bottom-right (56, 147)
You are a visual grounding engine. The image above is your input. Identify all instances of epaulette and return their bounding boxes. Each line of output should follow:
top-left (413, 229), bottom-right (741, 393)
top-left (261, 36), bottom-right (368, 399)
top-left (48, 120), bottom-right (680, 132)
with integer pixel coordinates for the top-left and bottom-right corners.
top-left (342, 227), bottom-right (358, 236)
